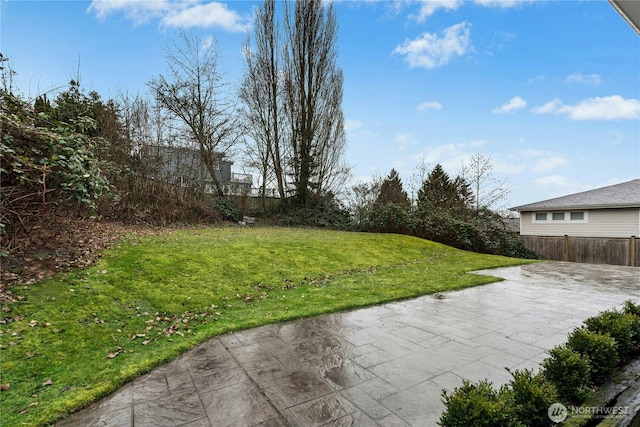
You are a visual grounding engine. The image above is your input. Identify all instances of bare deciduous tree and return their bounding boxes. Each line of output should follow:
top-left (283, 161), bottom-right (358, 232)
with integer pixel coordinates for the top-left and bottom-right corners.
top-left (0, 53), bottom-right (17, 95)
top-left (148, 31), bottom-right (240, 196)
top-left (240, 0), bottom-right (287, 206)
top-left (461, 152), bottom-right (511, 213)
top-left (283, 0), bottom-right (349, 206)
top-left (241, 0), bottom-right (350, 206)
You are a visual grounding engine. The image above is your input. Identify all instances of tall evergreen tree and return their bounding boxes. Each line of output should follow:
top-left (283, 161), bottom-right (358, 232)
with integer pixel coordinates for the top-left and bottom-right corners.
top-left (376, 168), bottom-right (410, 206)
top-left (417, 164), bottom-right (472, 213)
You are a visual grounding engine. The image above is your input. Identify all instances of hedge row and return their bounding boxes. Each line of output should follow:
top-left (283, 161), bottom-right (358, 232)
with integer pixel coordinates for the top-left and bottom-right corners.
top-left (439, 300), bottom-right (640, 427)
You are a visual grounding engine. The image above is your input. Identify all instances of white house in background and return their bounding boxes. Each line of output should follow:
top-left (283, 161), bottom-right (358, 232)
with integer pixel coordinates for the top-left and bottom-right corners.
top-left (143, 145), bottom-right (253, 196)
top-left (511, 179), bottom-right (640, 238)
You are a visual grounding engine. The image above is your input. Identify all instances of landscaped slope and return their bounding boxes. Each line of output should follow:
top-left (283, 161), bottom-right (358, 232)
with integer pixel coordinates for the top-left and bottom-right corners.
top-left (0, 227), bottom-right (533, 426)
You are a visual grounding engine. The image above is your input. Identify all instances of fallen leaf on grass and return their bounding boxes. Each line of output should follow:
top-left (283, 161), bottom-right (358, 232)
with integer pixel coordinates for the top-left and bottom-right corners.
top-left (0, 383), bottom-right (9, 391)
top-left (28, 320), bottom-right (37, 328)
top-left (107, 346), bottom-right (123, 358)
top-left (165, 324), bottom-right (179, 336)
top-left (42, 379), bottom-right (52, 386)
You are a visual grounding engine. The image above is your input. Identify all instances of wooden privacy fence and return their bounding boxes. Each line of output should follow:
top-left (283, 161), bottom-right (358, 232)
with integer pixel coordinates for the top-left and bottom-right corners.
top-left (229, 194), bottom-right (281, 213)
top-left (520, 235), bottom-right (639, 267)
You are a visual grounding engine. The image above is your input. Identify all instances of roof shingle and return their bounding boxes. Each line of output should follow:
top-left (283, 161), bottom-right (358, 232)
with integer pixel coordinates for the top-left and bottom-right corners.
top-left (511, 179), bottom-right (640, 211)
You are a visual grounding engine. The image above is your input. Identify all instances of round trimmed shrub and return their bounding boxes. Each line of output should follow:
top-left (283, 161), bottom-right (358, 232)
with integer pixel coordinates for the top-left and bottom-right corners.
top-left (566, 328), bottom-right (618, 385)
top-left (542, 345), bottom-right (591, 404)
top-left (584, 309), bottom-right (640, 361)
top-left (508, 368), bottom-right (559, 427)
top-left (438, 379), bottom-right (523, 427)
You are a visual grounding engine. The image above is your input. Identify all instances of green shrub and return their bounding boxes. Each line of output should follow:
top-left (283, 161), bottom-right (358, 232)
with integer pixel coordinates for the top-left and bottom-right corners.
top-left (273, 194), bottom-right (351, 228)
top-left (622, 300), bottom-right (640, 317)
top-left (438, 379), bottom-right (523, 427)
top-left (566, 328), bottom-right (618, 385)
top-left (584, 309), bottom-right (640, 361)
top-left (367, 202), bottom-right (412, 235)
top-left (508, 368), bottom-right (559, 427)
top-left (542, 345), bottom-right (591, 404)
top-left (210, 196), bottom-right (240, 222)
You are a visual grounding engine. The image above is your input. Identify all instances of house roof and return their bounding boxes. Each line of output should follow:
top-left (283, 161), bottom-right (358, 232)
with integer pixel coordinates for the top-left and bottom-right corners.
top-left (609, 0), bottom-right (640, 35)
top-left (511, 179), bottom-right (640, 212)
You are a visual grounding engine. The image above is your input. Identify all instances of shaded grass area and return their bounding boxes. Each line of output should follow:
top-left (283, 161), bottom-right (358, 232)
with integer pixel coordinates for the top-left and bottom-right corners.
top-left (0, 227), bottom-right (534, 426)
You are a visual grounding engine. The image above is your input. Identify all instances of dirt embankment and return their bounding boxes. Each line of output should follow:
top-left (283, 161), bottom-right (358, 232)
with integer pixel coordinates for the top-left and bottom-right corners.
top-left (1, 219), bottom-right (147, 302)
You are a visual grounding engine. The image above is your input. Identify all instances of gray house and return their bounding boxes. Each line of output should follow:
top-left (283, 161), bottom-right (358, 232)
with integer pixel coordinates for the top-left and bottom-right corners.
top-left (511, 179), bottom-right (640, 266)
top-left (144, 145), bottom-right (252, 196)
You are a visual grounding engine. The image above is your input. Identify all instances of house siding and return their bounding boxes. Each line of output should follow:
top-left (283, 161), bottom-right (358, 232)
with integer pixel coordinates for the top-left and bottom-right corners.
top-left (520, 208), bottom-right (640, 238)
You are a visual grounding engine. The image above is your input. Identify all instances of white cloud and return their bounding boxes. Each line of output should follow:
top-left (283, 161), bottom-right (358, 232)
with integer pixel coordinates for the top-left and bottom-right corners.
top-left (527, 75), bottom-right (546, 84)
top-left (492, 96), bottom-right (527, 114)
top-left (87, 0), bottom-right (250, 32)
top-left (344, 119), bottom-right (378, 141)
top-left (563, 96), bottom-right (640, 121)
top-left (532, 155), bottom-right (567, 173)
top-left (200, 36), bottom-right (214, 52)
top-left (161, 2), bottom-right (250, 32)
top-left (530, 98), bottom-right (562, 114)
top-left (417, 101), bottom-right (443, 111)
top-left (531, 176), bottom-right (615, 199)
top-left (344, 120), bottom-right (363, 132)
top-left (395, 133), bottom-right (418, 151)
top-left (493, 158), bottom-right (527, 175)
top-left (532, 95), bottom-right (640, 121)
top-left (474, 0), bottom-right (535, 7)
top-left (534, 175), bottom-right (571, 188)
top-left (405, 0), bottom-right (534, 21)
top-left (88, 0), bottom-right (170, 25)
top-left (507, 149), bottom-right (567, 175)
top-left (411, 140), bottom-right (486, 172)
top-left (412, 0), bottom-right (462, 22)
top-left (605, 131), bottom-right (624, 146)
top-left (394, 22), bottom-right (472, 69)
top-left (566, 73), bottom-right (602, 85)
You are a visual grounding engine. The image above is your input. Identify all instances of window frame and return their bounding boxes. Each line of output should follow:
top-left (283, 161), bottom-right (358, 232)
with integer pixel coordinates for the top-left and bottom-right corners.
top-left (570, 211), bottom-right (585, 221)
top-left (534, 212), bottom-right (548, 222)
top-left (532, 211), bottom-right (588, 224)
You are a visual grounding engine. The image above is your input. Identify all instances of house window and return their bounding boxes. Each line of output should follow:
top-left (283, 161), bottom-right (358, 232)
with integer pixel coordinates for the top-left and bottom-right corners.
top-left (570, 212), bottom-right (584, 221)
top-left (535, 213), bottom-right (547, 221)
top-left (532, 211), bottom-right (588, 223)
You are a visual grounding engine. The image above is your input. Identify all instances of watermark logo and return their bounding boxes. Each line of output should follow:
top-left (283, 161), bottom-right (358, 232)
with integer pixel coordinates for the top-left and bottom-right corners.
top-left (548, 403), bottom-right (568, 423)
top-left (548, 403), bottom-right (629, 423)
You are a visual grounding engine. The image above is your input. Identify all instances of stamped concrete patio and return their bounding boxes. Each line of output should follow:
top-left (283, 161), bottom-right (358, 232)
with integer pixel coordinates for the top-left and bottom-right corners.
top-left (57, 262), bottom-right (640, 427)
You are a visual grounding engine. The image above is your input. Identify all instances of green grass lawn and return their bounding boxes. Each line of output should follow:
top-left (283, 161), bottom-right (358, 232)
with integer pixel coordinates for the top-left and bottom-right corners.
top-left (0, 226), bottom-right (534, 426)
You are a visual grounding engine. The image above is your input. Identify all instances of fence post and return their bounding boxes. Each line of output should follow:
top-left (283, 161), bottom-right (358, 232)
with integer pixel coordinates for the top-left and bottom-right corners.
top-left (631, 236), bottom-right (636, 267)
top-left (563, 235), bottom-right (569, 262)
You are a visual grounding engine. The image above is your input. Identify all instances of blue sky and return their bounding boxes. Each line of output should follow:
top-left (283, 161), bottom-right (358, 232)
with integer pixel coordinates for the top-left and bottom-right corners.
top-left (2, 0), bottom-right (639, 208)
